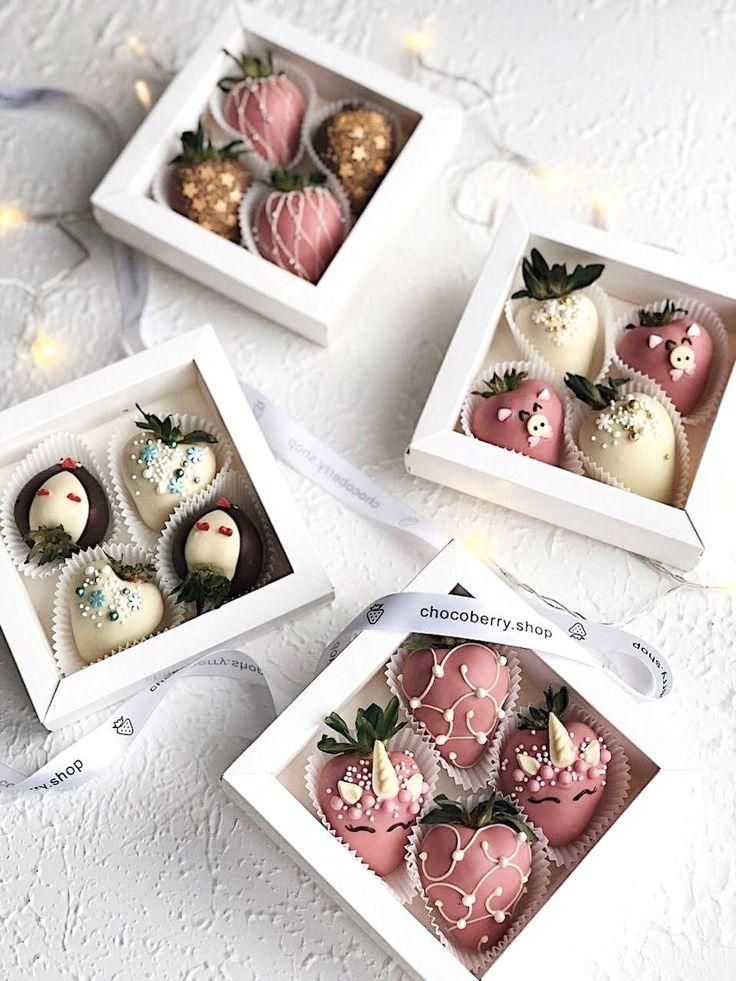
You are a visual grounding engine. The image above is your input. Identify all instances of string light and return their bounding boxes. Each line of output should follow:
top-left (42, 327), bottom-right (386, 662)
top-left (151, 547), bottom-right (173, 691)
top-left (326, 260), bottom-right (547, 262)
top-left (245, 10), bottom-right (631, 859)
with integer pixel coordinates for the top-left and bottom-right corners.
top-left (30, 328), bottom-right (65, 368)
top-left (127, 35), bottom-right (148, 58)
top-left (134, 79), bottom-right (153, 110)
top-left (0, 203), bottom-right (26, 232)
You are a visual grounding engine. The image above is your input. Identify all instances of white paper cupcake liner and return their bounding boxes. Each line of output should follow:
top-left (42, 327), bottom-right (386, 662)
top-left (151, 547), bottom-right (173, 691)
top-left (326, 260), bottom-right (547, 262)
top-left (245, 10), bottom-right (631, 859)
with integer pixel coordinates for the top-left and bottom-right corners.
top-left (155, 470), bottom-right (278, 620)
top-left (564, 373), bottom-right (691, 508)
top-left (460, 359), bottom-right (584, 477)
top-left (505, 282), bottom-right (614, 384)
top-left (305, 727), bottom-right (440, 904)
top-left (209, 54), bottom-right (314, 182)
top-left (406, 793), bottom-right (550, 974)
top-left (608, 295), bottom-right (730, 427)
top-left (302, 97), bottom-right (402, 216)
top-left (108, 408), bottom-right (232, 552)
top-left (51, 541), bottom-right (183, 677)
top-left (386, 641), bottom-right (521, 794)
top-left (0, 433), bottom-right (120, 580)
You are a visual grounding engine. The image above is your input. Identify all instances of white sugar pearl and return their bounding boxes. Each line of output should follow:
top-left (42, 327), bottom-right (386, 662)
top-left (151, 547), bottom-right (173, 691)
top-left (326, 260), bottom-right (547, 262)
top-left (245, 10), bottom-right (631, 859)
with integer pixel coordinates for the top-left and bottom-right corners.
top-left (432, 664), bottom-right (444, 678)
top-left (409, 697), bottom-right (421, 709)
top-left (476, 687), bottom-right (488, 699)
top-left (436, 735), bottom-right (448, 746)
top-left (461, 894), bottom-right (475, 908)
top-left (476, 734), bottom-right (487, 745)
top-left (456, 919), bottom-right (467, 930)
top-left (443, 708), bottom-right (454, 722)
top-left (452, 849), bottom-right (464, 862)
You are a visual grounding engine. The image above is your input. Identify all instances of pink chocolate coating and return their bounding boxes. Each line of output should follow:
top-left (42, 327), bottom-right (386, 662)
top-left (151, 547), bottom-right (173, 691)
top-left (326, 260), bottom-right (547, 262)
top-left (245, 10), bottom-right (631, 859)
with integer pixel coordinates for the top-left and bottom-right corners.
top-left (471, 378), bottom-right (564, 466)
top-left (400, 643), bottom-right (510, 768)
top-left (618, 317), bottom-right (713, 416)
top-left (418, 822), bottom-right (532, 951)
top-left (317, 750), bottom-right (425, 877)
top-left (253, 186), bottom-right (344, 283)
top-left (499, 720), bottom-right (609, 847)
top-left (224, 74), bottom-right (305, 166)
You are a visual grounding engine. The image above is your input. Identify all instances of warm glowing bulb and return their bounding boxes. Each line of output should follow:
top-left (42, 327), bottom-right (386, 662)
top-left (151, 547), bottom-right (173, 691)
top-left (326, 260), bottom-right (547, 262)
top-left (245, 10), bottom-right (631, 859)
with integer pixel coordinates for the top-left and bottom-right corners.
top-left (0, 203), bottom-right (25, 232)
top-left (403, 28), bottom-right (435, 54)
top-left (30, 330), bottom-right (64, 368)
top-left (134, 79), bottom-right (152, 110)
top-left (590, 187), bottom-right (622, 214)
top-left (128, 35), bottom-right (148, 57)
top-left (463, 536), bottom-right (494, 564)
top-left (536, 164), bottom-right (572, 194)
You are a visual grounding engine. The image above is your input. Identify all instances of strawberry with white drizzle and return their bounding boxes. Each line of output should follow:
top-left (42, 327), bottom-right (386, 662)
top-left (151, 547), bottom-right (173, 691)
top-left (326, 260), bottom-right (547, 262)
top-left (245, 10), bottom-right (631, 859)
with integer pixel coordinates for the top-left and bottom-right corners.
top-left (470, 370), bottom-right (564, 466)
top-left (399, 636), bottom-right (510, 768)
top-left (417, 793), bottom-right (535, 952)
top-left (316, 698), bottom-right (430, 877)
top-left (499, 686), bottom-right (612, 848)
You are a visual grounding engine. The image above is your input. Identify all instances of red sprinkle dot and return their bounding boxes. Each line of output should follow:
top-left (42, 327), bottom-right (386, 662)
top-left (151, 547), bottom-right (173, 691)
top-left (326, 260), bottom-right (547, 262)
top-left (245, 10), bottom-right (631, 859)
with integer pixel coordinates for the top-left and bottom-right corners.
top-left (35, 488), bottom-right (50, 497)
top-left (66, 493), bottom-right (82, 503)
top-left (195, 521), bottom-right (210, 531)
top-left (218, 525), bottom-right (233, 537)
top-left (60, 457), bottom-right (78, 470)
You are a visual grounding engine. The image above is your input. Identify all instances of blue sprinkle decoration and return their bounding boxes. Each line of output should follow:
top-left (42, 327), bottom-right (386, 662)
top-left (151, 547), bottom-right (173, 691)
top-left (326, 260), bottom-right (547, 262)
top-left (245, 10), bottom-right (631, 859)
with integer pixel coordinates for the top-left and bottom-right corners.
top-left (139, 444), bottom-right (158, 464)
top-left (75, 585), bottom-right (85, 597)
top-left (186, 446), bottom-right (203, 463)
top-left (168, 476), bottom-right (184, 494)
top-left (89, 589), bottom-right (105, 608)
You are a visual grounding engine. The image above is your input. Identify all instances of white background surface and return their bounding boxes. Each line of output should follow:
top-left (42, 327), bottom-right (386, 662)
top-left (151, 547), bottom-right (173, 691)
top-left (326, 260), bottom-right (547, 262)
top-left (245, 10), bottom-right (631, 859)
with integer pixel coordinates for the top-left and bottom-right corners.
top-left (1, 1), bottom-right (735, 978)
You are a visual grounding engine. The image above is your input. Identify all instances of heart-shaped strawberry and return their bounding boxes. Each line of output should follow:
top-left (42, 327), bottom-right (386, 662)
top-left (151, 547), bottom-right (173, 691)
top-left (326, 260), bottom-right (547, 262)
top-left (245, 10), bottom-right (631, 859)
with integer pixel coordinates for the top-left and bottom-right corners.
top-left (218, 53), bottom-right (305, 167)
top-left (499, 686), bottom-right (611, 848)
top-left (617, 300), bottom-right (713, 416)
top-left (315, 698), bottom-right (429, 877)
top-left (252, 170), bottom-right (346, 283)
top-left (121, 405), bottom-right (218, 531)
top-left (417, 793), bottom-right (535, 951)
top-left (511, 249), bottom-right (605, 376)
top-left (70, 556), bottom-right (164, 664)
top-left (470, 370), bottom-right (564, 466)
top-left (565, 374), bottom-right (677, 503)
top-left (398, 637), bottom-right (510, 768)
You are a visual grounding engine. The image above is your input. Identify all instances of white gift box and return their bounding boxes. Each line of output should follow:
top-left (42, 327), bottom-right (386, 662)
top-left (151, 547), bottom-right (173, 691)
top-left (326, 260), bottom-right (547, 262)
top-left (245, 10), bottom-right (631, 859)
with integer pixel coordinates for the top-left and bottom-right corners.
top-left (223, 541), bottom-right (682, 980)
top-left (406, 201), bottom-right (736, 570)
top-left (91, 2), bottom-right (462, 345)
top-left (0, 326), bottom-right (332, 729)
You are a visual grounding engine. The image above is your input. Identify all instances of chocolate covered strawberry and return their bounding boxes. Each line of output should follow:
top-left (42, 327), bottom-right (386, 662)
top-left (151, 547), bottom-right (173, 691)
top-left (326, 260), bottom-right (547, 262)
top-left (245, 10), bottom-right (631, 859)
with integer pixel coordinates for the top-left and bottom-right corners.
top-left (417, 793), bottom-right (535, 951)
top-left (14, 456), bottom-right (110, 565)
top-left (399, 635), bottom-right (510, 768)
top-left (219, 52), bottom-right (305, 167)
top-left (173, 496), bottom-right (264, 614)
top-left (565, 373), bottom-right (677, 504)
top-left (499, 686), bottom-right (611, 848)
top-left (617, 300), bottom-right (713, 416)
top-left (252, 169), bottom-right (345, 282)
top-left (470, 370), bottom-right (564, 466)
top-left (511, 249), bottom-right (604, 376)
top-left (316, 698), bottom-right (429, 877)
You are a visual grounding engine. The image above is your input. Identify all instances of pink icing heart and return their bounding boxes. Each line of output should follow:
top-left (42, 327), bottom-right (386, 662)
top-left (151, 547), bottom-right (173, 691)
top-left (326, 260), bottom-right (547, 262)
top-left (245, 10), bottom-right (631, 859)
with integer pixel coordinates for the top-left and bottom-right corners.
top-left (670, 368), bottom-right (684, 381)
top-left (527, 435), bottom-right (541, 447)
top-left (496, 408), bottom-right (513, 422)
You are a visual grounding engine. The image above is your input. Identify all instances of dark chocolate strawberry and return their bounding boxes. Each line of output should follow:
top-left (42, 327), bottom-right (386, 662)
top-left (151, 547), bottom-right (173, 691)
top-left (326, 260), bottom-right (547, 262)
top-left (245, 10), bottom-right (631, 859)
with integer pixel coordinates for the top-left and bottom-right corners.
top-left (417, 793), bottom-right (535, 951)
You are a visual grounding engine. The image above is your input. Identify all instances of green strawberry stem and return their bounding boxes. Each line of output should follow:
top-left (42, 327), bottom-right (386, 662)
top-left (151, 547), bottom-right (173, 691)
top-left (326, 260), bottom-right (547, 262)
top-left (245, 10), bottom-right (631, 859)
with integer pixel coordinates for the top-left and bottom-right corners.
top-left (564, 374), bottom-right (627, 410)
top-left (104, 551), bottom-right (155, 583)
top-left (511, 248), bottom-right (604, 300)
top-left (25, 525), bottom-right (77, 565)
top-left (472, 369), bottom-right (528, 398)
top-left (218, 50), bottom-right (275, 91)
top-left (171, 121), bottom-right (244, 164)
top-left (402, 633), bottom-right (464, 651)
top-left (317, 697), bottom-right (406, 756)
top-left (135, 404), bottom-right (218, 446)
top-left (517, 685), bottom-right (569, 730)
top-left (629, 299), bottom-right (689, 329)
top-left (421, 792), bottom-right (536, 841)
top-left (269, 168), bottom-right (327, 193)
top-left (174, 566), bottom-right (231, 616)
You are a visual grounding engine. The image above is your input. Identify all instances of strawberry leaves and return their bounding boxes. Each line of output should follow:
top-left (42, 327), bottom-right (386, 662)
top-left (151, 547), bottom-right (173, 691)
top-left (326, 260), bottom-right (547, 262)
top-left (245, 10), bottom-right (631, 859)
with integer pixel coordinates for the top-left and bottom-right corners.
top-left (270, 168), bottom-right (327, 193)
top-left (135, 405), bottom-right (218, 446)
top-left (422, 792), bottom-right (536, 840)
top-left (512, 248), bottom-right (604, 301)
top-left (317, 697), bottom-right (406, 756)
top-left (564, 374), bottom-right (627, 410)
top-left (517, 685), bottom-right (569, 730)
top-left (104, 551), bottom-right (155, 583)
top-left (633, 299), bottom-right (689, 328)
top-left (218, 50), bottom-right (275, 91)
top-left (473, 369), bottom-right (528, 398)
top-left (25, 524), bottom-right (77, 565)
top-left (171, 121), bottom-right (244, 164)
top-left (174, 566), bottom-right (231, 615)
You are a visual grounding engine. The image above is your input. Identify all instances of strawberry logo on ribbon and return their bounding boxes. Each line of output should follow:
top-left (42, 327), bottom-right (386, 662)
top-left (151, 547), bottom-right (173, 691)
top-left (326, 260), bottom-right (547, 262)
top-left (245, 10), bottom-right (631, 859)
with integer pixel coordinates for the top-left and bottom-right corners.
top-left (112, 716), bottom-right (134, 736)
top-left (366, 602), bottom-right (384, 625)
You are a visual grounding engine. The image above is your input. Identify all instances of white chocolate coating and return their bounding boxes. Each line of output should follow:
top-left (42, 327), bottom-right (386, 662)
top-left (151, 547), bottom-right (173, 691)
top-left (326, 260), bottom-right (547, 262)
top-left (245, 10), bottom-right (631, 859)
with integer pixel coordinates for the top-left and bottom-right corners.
top-left (516, 293), bottom-right (598, 374)
top-left (579, 393), bottom-right (676, 503)
top-left (184, 509), bottom-right (240, 580)
top-left (70, 561), bottom-right (164, 664)
top-left (28, 471), bottom-right (89, 542)
top-left (121, 435), bottom-right (217, 531)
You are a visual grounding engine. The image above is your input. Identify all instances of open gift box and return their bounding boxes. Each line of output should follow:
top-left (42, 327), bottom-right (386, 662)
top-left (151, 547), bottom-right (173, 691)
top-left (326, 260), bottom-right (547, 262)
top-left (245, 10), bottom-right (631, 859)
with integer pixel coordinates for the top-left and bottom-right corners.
top-left (0, 325), bottom-right (332, 729)
top-left (222, 540), bottom-right (684, 980)
top-left (406, 200), bottom-right (736, 570)
top-left (91, 2), bottom-right (462, 345)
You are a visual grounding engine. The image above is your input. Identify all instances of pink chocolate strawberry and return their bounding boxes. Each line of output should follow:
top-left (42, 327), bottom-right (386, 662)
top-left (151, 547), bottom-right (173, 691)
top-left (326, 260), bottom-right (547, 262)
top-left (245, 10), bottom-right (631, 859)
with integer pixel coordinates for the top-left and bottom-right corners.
top-left (399, 636), bottom-right (510, 769)
top-left (617, 300), bottom-right (713, 416)
top-left (417, 793), bottom-right (535, 952)
top-left (499, 686), bottom-right (611, 848)
top-left (316, 698), bottom-right (430, 877)
top-left (470, 370), bottom-right (564, 466)
top-left (252, 169), bottom-right (346, 283)
top-left (218, 53), bottom-right (305, 167)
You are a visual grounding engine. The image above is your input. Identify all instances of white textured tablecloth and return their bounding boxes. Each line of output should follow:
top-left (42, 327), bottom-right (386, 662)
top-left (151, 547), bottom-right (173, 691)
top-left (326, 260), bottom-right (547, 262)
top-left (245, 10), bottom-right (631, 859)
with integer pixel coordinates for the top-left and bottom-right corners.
top-left (1, 2), bottom-right (735, 978)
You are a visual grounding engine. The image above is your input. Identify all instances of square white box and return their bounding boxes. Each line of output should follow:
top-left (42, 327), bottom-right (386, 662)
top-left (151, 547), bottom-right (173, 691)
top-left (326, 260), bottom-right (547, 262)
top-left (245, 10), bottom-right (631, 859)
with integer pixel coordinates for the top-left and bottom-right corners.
top-left (406, 201), bottom-right (736, 571)
top-left (91, 2), bottom-right (462, 345)
top-left (0, 325), bottom-right (333, 730)
top-left (223, 540), bottom-right (680, 980)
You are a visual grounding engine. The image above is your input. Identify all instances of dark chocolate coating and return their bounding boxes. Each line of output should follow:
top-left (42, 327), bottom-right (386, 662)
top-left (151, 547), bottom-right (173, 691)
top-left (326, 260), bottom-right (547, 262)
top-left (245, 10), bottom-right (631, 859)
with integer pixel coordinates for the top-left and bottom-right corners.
top-left (14, 462), bottom-right (110, 547)
top-left (173, 503), bottom-right (264, 598)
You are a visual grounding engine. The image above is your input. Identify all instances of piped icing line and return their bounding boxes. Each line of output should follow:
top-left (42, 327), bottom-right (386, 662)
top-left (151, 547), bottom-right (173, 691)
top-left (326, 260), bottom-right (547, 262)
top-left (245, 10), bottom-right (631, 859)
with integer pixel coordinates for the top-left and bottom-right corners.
top-left (0, 432), bottom-right (119, 580)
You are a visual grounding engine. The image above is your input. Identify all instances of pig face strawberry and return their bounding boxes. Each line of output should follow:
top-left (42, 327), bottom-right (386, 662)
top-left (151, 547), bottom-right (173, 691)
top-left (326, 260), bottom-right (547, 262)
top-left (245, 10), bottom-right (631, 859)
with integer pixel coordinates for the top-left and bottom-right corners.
top-left (418, 793), bottom-right (535, 952)
top-left (218, 52), bottom-right (305, 167)
top-left (398, 636), bottom-right (510, 768)
top-left (252, 169), bottom-right (346, 283)
top-left (511, 249), bottom-right (604, 376)
top-left (316, 698), bottom-right (429, 877)
top-left (498, 686), bottom-right (611, 848)
top-left (470, 370), bottom-right (564, 466)
top-left (14, 457), bottom-right (110, 565)
top-left (565, 373), bottom-right (677, 504)
top-left (617, 301), bottom-right (713, 416)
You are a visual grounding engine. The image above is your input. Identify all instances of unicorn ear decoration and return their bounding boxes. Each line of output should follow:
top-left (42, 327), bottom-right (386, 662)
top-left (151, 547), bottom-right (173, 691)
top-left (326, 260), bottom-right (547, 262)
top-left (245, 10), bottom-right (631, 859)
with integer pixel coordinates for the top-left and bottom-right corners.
top-left (548, 712), bottom-right (576, 768)
top-left (372, 739), bottom-right (400, 799)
